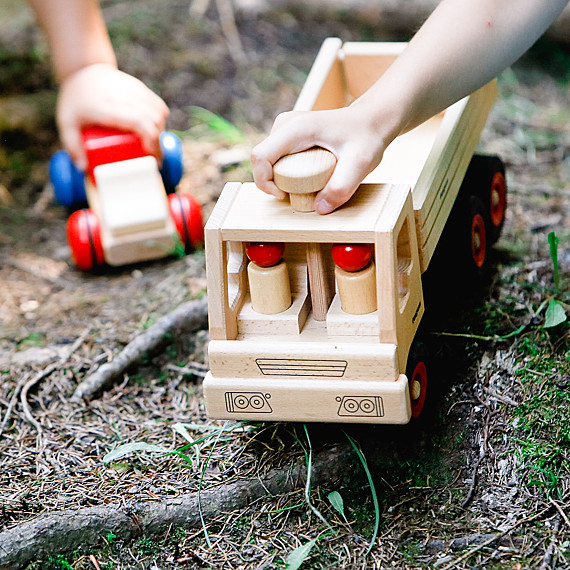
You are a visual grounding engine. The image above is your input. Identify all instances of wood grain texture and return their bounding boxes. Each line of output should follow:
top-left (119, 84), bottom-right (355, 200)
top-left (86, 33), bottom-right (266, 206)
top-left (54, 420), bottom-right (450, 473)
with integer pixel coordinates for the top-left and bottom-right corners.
top-left (247, 260), bottom-right (292, 315)
top-left (208, 338), bottom-right (399, 381)
top-left (335, 262), bottom-right (377, 315)
top-left (326, 293), bottom-right (379, 336)
top-left (273, 147), bottom-right (337, 212)
top-left (203, 373), bottom-right (411, 424)
top-left (205, 182), bottom-right (243, 340)
top-left (306, 242), bottom-right (334, 321)
top-left (294, 37), bottom-right (345, 112)
top-left (221, 182), bottom-right (390, 243)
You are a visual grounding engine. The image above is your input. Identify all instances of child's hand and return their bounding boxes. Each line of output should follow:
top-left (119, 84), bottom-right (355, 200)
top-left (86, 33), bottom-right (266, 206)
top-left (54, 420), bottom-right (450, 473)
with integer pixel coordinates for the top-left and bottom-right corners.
top-left (56, 64), bottom-right (169, 171)
top-left (251, 105), bottom-right (395, 214)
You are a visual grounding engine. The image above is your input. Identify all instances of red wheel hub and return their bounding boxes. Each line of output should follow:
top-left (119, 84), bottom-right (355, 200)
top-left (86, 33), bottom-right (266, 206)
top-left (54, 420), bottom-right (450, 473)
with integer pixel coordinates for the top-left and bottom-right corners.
top-left (410, 361), bottom-right (427, 419)
top-left (67, 209), bottom-right (105, 270)
top-left (168, 193), bottom-right (204, 251)
top-left (471, 213), bottom-right (486, 268)
top-left (489, 171), bottom-right (506, 228)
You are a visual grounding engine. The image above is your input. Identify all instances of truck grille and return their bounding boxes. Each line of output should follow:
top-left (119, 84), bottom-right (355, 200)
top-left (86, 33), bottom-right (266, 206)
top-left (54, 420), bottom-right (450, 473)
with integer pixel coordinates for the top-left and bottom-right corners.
top-left (256, 358), bottom-right (347, 377)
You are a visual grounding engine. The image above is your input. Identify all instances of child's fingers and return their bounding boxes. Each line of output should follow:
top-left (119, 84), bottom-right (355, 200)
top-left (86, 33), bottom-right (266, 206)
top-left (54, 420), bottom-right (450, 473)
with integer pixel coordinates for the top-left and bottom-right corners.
top-left (88, 104), bottom-right (165, 158)
top-left (251, 141), bottom-right (293, 200)
top-left (59, 122), bottom-right (87, 171)
top-left (314, 149), bottom-right (380, 215)
top-left (251, 125), bottom-right (325, 199)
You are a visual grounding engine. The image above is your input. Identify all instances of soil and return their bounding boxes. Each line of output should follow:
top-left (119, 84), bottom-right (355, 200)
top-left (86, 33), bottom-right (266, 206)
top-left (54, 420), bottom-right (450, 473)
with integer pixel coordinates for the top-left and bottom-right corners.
top-left (3, 1), bottom-right (570, 568)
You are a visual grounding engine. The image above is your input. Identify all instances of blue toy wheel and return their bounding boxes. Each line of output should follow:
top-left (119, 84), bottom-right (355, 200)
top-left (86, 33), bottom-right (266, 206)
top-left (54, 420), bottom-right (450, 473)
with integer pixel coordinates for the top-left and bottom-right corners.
top-left (159, 131), bottom-right (184, 193)
top-left (49, 150), bottom-right (86, 206)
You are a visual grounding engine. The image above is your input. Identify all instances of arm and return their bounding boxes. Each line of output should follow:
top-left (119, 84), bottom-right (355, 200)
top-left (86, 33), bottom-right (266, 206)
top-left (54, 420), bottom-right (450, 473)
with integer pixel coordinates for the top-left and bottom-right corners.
top-left (252, 0), bottom-right (569, 214)
top-left (27, 0), bottom-right (169, 169)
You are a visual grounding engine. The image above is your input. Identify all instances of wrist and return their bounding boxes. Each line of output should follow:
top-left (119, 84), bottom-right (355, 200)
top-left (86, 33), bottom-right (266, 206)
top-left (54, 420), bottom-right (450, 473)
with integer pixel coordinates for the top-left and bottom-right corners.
top-left (347, 91), bottom-right (405, 151)
top-left (59, 62), bottom-right (118, 86)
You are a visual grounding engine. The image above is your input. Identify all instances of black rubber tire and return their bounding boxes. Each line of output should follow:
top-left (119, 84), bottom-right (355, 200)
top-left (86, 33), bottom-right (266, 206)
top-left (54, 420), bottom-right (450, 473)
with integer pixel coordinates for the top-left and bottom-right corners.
top-left (462, 154), bottom-right (507, 244)
top-left (406, 340), bottom-right (429, 419)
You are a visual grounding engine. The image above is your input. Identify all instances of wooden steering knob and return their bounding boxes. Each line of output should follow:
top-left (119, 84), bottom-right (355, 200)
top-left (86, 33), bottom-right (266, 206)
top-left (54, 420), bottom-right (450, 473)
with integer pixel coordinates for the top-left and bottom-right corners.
top-left (273, 147), bottom-right (336, 212)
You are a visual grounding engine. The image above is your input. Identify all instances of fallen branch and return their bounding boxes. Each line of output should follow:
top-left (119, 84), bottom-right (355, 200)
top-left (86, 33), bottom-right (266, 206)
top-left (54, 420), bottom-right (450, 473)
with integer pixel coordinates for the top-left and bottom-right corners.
top-left (71, 298), bottom-right (209, 402)
top-left (0, 444), bottom-right (353, 570)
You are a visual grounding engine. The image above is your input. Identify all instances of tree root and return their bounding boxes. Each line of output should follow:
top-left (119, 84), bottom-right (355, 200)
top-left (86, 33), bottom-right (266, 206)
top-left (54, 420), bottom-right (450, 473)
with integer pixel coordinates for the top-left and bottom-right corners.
top-left (71, 298), bottom-right (209, 402)
top-left (0, 444), bottom-right (353, 570)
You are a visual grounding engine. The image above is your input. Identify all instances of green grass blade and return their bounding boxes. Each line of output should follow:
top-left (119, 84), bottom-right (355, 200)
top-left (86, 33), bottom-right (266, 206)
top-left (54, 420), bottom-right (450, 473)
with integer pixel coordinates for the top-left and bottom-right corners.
top-left (302, 424), bottom-right (334, 532)
top-left (285, 536), bottom-right (320, 570)
top-left (345, 432), bottom-right (379, 556)
top-left (198, 420), bottom-right (229, 548)
top-left (549, 231), bottom-right (560, 291)
top-left (190, 106), bottom-right (245, 145)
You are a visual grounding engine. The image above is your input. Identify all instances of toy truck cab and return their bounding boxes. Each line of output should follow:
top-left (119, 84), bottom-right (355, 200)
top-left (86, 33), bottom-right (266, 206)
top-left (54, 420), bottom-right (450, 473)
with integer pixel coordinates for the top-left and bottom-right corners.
top-left (203, 39), bottom-right (503, 424)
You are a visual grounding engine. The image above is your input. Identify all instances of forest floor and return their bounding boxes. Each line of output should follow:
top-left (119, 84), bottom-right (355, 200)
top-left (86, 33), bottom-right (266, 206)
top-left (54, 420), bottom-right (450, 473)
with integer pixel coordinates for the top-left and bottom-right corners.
top-left (3, 1), bottom-right (570, 569)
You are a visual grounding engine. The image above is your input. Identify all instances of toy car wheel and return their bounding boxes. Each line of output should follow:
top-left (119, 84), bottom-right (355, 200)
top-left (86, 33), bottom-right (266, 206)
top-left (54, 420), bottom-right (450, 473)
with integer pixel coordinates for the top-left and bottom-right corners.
top-left (160, 131), bottom-right (184, 193)
top-left (406, 340), bottom-right (429, 419)
top-left (168, 193), bottom-right (204, 253)
top-left (466, 195), bottom-right (490, 276)
top-left (49, 150), bottom-right (87, 206)
top-left (67, 209), bottom-right (105, 270)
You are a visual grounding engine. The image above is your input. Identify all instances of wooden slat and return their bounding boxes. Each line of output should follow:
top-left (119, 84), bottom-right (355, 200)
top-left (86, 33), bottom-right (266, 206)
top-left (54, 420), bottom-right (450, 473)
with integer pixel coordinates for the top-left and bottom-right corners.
top-left (420, 94), bottom-right (497, 267)
top-left (205, 182), bottom-right (243, 340)
top-left (294, 37), bottom-right (345, 112)
top-left (208, 338), bottom-right (398, 380)
top-left (220, 182), bottom-right (390, 243)
top-left (342, 42), bottom-right (406, 100)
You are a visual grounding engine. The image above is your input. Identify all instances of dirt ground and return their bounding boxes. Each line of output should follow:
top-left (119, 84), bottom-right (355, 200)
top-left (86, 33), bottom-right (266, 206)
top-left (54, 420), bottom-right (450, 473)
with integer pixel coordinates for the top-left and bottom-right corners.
top-left (3, 1), bottom-right (570, 569)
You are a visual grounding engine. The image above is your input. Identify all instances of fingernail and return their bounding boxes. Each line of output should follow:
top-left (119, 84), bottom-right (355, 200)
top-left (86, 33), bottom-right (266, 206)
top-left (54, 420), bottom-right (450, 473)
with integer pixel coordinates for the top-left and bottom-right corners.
top-left (316, 199), bottom-right (334, 215)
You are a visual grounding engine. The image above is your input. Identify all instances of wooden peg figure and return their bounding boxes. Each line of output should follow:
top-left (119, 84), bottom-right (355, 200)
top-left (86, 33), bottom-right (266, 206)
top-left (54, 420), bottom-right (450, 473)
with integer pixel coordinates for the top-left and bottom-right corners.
top-left (246, 242), bottom-right (291, 315)
top-left (332, 243), bottom-right (377, 315)
top-left (273, 147), bottom-right (336, 212)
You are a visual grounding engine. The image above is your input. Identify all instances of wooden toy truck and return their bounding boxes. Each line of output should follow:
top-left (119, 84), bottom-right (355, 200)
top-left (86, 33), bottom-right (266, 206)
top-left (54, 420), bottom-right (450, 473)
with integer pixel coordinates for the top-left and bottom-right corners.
top-left (203, 39), bottom-right (506, 424)
top-left (50, 128), bottom-right (203, 270)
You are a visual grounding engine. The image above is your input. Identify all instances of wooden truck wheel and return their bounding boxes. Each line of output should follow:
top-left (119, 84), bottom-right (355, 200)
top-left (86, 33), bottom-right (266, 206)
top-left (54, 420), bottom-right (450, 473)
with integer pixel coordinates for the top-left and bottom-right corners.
top-left (406, 341), bottom-right (429, 419)
top-left (463, 155), bottom-right (506, 244)
top-left (67, 209), bottom-right (105, 270)
top-left (168, 193), bottom-right (204, 253)
top-left (488, 165), bottom-right (507, 243)
top-left (466, 195), bottom-right (490, 275)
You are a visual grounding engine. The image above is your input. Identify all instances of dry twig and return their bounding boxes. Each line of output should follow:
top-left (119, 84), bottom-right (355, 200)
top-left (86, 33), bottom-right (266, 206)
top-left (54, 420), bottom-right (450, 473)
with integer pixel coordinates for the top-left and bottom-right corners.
top-left (72, 298), bottom-right (209, 401)
top-left (215, 0), bottom-right (247, 66)
top-left (20, 328), bottom-right (91, 435)
top-left (0, 374), bottom-right (30, 439)
top-left (441, 504), bottom-right (554, 570)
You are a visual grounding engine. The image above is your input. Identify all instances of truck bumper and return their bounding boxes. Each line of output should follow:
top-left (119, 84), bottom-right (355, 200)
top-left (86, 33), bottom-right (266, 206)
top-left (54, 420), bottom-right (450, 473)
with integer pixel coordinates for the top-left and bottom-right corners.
top-left (203, 373), bottom-right (412, 424)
